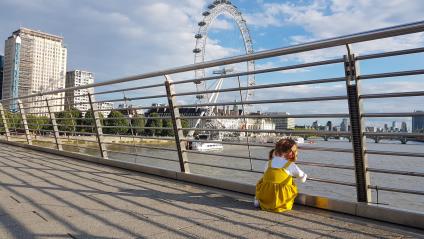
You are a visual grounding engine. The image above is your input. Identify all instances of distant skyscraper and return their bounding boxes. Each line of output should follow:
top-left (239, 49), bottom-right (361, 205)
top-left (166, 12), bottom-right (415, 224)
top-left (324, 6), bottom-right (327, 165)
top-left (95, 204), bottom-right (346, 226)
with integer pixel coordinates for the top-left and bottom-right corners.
top-left (0, 55), bottom-right (3, 99)
top-left (326, 121), bottom-right (332, 131)
top-left (312, 120), bottom-right (318, 130)
top-left (412, 110), bottom-right (424, 132)
top-left (340, 118), bottom-right (348, 132)
top-left (2, 28), bottom-right (67, 113)
top-left (384, 123), bottom-right (389, 132)
top-left (391, 121), bottom-right (397, 131)
top-left (65, 70), bottom-right (94, 114)
top-left (400, 122), bottom-right (408, 132)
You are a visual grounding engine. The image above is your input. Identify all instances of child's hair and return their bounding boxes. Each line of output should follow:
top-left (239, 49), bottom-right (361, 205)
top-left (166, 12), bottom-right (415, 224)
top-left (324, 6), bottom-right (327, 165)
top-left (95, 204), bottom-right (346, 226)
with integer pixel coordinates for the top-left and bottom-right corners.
top-left (274, 138), bottom-right (297, 156)
top-left (268, 149), bottom-right (275, 160)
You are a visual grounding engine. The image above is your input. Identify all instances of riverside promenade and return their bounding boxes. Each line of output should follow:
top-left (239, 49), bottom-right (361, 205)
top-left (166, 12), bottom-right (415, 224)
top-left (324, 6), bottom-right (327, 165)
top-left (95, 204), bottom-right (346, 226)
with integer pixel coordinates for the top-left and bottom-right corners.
top-left (0, 143), bottom-right (422, 238)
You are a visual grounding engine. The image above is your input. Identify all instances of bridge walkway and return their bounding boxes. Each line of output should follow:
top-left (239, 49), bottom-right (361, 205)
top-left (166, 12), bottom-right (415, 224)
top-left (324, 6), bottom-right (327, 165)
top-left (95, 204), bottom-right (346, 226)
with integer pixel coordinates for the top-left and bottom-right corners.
top-left (0, 143), bottom-right (422, 238)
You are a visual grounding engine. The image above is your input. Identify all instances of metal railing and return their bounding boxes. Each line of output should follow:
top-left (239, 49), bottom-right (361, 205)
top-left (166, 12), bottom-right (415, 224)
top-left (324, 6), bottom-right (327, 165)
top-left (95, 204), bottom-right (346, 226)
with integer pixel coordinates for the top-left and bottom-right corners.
top-left (0, 21), bottom-right (423, 212)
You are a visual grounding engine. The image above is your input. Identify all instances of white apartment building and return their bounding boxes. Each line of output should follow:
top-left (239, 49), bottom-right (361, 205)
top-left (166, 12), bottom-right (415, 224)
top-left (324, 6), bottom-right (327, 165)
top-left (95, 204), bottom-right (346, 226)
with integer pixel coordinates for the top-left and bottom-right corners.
top-left (95, 102), bottom-right (114, 118)
top-left (2, 28), bottom-right (67, 114)
top-left (65, 70), bottom-right (94, 114)
top-left (266, 112), bottom-right (295, 130)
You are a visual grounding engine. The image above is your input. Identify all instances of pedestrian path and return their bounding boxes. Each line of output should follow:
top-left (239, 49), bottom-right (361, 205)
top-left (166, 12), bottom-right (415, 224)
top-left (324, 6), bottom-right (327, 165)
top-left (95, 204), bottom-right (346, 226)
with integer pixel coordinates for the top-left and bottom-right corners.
top-left (0, 143), bottom-right (422, 238)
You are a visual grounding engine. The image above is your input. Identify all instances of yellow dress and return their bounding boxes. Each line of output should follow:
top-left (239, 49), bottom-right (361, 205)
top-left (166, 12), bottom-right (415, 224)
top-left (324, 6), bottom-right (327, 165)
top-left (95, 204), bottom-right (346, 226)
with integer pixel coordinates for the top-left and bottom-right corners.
top-left (255, 160), bottom-right (298, 212)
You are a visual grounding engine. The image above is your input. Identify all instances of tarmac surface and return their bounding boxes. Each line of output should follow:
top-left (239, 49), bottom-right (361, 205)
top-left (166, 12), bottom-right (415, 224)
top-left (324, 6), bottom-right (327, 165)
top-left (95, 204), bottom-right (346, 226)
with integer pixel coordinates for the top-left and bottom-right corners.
top-left (0, 143), bottom-right (422, 238)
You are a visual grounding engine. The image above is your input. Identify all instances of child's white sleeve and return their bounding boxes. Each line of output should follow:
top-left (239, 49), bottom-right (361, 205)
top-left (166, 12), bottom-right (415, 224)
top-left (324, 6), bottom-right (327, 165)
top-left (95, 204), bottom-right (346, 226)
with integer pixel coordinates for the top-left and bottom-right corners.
top-left (289, 164), bottom-right (307, 183)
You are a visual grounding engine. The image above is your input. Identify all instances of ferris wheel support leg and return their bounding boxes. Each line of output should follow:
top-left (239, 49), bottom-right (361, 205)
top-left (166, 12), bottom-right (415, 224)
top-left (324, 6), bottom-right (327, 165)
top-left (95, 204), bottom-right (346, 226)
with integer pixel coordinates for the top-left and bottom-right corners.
top-left (164, 75), bottom-right (190, 173)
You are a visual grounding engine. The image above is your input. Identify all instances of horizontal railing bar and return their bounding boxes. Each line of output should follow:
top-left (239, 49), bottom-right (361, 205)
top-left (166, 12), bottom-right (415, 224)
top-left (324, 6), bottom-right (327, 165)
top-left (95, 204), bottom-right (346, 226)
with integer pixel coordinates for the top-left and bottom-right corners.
top-left (103, 141), bottom-right (178, 151)
top-left (62, 144), bottom-right (100, 150)
top-left (359, 69), bottom-right (424, 80)
top-left (55, 118), bottom-right (87, 120)
top-left (356, 47), bottom-right (424, 60)
top-left (105, 149), bottom-right (178, 162)
top-left (3, 21), bottom-right (422, 102)
top-left (183, 139), bottom-right (354, 153)
top-left (93, 98), bottom-right (127, 104)
top-left (174, 77), bottom-right (346, 97)
top-left (188, 161), bottom-right (262, 173)
top-left (21, 105), bottom-right (47, 109)
top-left (106, 116), bottom-right (171, 120)
top-left (26, 123), bottom-right (52, 127)
top-left (368, 185), bottom-right (424, 196)
top-left (361, 91), bottom-right (424, 99)
top-left (178, 95), bottom-right (347, 108)
top-left (58, 130), bottom-right (97, 135)
top-left (185, 150), bottom-right (265, 161)
top-left (182, 127), bottom-right (352, 135)
top-left (56, 124), bottom-right (94, 128)
top-left (172, 58), bottom-right (344, 85)
top-left (123, 95), bottom-right (167, 101)
top-left (58, 137), bottom-right (98, 143)
top-left (178, 113), bottom-right (349, 120)
top-left (102, 134), bottom-right (175, 141)
top-left (187, 159), bottom-right (357, 186)
top-left (93, 105), bottom-right (169, 112)
top-left (368, 168), bottom-right (424, 177)
top-left (308, 177), bottom-right (356, 187)
top-left (185, 150), bottom-right (355, 170)
top-left (102, 126), bottom-right (172, 130)
top-left (364, 132), bottom-right (424, 137)
top-left (25, 112), bottom-right (51, 115)
top-left (363, 112), bottom-right (424, 117)
top-left (366, 149), bottom-right (424, 158)
top-left (93, 84), bottom-right (165, 96)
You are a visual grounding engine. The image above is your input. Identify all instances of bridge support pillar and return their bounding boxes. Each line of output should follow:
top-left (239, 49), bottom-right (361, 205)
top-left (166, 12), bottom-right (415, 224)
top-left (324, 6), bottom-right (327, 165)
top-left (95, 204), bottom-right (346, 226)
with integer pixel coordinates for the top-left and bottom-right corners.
top-left (165, 75), bottom-right (190, 173)
top-left (344, 45), bottom-right (371, 203)
top-left (45, 98), bottom-right (62, 151)
top-left (17, 100), bottom-right (32, 145)
top-left (88, 93), bottom-right (108, 159)
top-left (0, 103), bottom-right (11, 141)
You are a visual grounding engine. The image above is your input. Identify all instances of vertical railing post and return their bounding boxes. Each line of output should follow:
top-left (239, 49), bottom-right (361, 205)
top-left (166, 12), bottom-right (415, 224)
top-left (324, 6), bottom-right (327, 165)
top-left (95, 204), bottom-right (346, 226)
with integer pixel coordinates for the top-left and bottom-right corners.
top-left (0, 103), bottom-right (11, 141)
top-left (88, 93), bottom-right (108, 159)
top-left (45, 98), bottom-right (62, 151)
top-left (344, 44), bottom-right (371, 203)
top-left (18, 99), bottom-right (32, 145)
top-left (164, 75), bottom-right (190, 173)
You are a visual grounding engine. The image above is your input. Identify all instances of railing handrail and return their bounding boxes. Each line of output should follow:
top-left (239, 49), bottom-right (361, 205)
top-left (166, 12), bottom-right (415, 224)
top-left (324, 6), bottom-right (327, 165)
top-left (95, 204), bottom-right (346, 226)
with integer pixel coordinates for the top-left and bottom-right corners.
top-left (1, 20), bottom-right (423, 102)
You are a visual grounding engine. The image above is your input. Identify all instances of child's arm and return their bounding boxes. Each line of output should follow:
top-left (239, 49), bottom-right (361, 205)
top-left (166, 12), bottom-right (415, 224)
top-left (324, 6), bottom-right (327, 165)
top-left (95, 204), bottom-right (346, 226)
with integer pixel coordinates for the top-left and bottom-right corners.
top-left (289, 164), bottom-right (307, 183)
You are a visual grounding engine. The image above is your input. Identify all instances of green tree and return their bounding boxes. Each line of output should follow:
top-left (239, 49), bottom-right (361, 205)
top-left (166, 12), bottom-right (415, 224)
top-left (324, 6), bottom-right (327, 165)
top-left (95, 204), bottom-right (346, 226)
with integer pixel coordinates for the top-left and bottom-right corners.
top-left (82, 111), bottom-right (104, 133)
top-left (104, 110), bottom-right (128, 135)
top-left (56, 107), bottom-right (82, 135)
top-left (181, 119), bottom-right (189, 136)
top-left (5, 112), bottom-right (22, 132)
top-left (27, 115), bottom-right (49, 137)
top-left (131, 115), bottom-right (145, 136)
top-left (145, 112), bottom-right (162, 136)
top-left (161, 118), bottom-right (174, 136)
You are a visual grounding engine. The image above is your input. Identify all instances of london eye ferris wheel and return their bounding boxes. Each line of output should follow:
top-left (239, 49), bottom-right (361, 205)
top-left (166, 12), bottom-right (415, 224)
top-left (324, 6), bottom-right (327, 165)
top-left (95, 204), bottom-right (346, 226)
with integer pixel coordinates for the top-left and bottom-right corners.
top-left (192, 0), bottom-right (255, 105)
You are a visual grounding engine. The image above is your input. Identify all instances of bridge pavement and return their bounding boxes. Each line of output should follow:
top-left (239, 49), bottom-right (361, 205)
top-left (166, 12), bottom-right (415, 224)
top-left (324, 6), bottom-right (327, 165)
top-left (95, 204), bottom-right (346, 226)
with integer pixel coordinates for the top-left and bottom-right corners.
top-left (0, 143), bottom-right (422, 239)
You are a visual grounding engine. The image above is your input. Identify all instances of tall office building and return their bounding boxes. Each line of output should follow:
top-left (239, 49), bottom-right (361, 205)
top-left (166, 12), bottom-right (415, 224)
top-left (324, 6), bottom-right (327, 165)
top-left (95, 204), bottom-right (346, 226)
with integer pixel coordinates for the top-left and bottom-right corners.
top-left (412, 110), bottom-right (424, 132)
top-left (0, 55), bottom-right (3, 99)
top-left (340, 118), bottom-right (349, 132)
top-left (65, 70), bottom-right (94, 114)
top-left (400, 121), bottom-right (408, 132)
top-left (2, 28), bottom-right (67, 113)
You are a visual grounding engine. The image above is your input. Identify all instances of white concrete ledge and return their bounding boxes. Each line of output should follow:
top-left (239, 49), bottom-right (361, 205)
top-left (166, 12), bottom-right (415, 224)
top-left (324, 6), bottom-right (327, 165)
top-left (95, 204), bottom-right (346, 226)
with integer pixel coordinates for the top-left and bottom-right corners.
top-left (1, 139), bottom-right (423, 229)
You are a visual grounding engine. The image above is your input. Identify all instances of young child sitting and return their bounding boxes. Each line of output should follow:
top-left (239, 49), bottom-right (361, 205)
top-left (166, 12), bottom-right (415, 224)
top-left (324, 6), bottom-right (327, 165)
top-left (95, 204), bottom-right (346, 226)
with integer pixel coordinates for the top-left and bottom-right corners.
top-left (254, 138), bottom-right (307, 212)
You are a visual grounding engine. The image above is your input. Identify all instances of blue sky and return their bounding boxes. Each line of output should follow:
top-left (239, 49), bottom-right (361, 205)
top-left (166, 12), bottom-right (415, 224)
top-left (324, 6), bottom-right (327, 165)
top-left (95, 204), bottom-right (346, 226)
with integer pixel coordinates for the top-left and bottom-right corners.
top-left (0, 0), bottom-right (423, 128)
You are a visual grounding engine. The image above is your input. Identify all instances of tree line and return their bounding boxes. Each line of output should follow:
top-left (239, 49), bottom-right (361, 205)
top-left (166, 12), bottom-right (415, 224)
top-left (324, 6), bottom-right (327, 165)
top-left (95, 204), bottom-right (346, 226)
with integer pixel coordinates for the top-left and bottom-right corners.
top-left (0, 107), bottom-right (189, 137)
